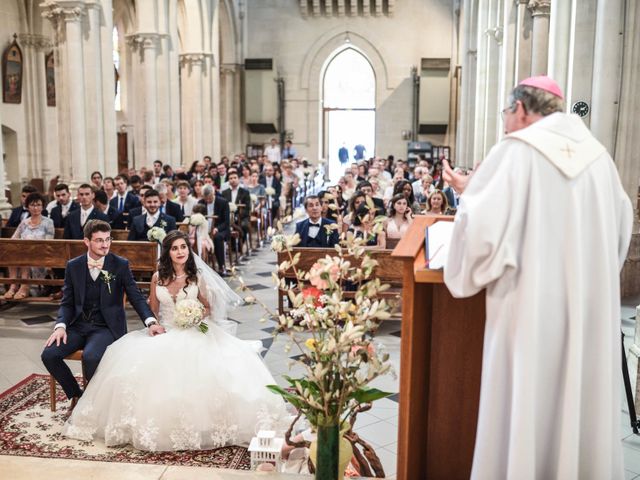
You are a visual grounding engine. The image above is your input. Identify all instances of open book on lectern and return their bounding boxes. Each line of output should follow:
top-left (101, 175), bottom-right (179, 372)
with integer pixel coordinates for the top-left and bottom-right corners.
top-left (425, 220), bottom-right (454, 270)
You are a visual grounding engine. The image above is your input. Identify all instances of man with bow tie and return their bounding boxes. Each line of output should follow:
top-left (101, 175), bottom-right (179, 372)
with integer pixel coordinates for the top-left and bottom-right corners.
top-left (42, 220), bottom-right (163, 416)
top-left (295, 195), bottom-right (339, 248)
top-left (128, 189), bottom-right (177, 241)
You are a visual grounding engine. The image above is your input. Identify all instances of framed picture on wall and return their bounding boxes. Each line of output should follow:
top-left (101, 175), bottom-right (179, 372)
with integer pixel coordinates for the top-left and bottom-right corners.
top-left (45, 51), bottom-right (55, 107)
top-left (2, 34), bottom-right (22, 104)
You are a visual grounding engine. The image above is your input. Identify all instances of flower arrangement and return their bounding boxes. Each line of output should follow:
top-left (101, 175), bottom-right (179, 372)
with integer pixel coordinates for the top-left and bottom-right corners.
top-left (229, 202), bottom-right (238, 213)
top-left (265, 187), bottom-right (276, 197)
top-left (237, 212), bottom-right (394, 478)
top-left (174, 298), bottom-right (208, 333)
top-left (250, 194), bottom-right (258, 204)
top-left (147, 226), bottom-right (167, 243)
top-left (189, 213), bottom-right (206, 226)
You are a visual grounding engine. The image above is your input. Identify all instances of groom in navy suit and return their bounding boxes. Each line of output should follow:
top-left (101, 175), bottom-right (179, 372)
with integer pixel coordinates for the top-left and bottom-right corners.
top-left (42, 220), bottom-right (165, 413)
top-left (295, 195), bottom-right (340, 248)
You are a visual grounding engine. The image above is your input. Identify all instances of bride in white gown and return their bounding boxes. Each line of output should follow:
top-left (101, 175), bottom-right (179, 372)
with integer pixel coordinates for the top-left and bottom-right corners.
top-left (64, 230), bottom-right (286, 451)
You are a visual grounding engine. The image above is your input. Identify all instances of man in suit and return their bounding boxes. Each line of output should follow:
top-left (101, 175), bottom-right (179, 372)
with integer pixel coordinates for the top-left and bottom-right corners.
top-left (49, 183), bottom-right (79, 229)
top-left (295, 195), bottom-right (339, 248)
top-left (198, 184), bottom-right (230, 275)
top-left (221, 169), bottom-right (251, 247)
top-left (357, 181), bottom-right (386, 217)
top-left (42, 220), bottom-right (163, 413)
top-left (94, 189), bottom-right (117, 225)
top-left (109, 174), bottom-right (141, 229)
top-left (128, 189), bottom-right (177, 241)
top-left (64, 184), bottom-right (110, 240)
top-left (7, 185), bottom-right (41, 227)
top-left (155, 182), bottom-right (184, 223)
top-left (259, 163), bottom-right (281, 221)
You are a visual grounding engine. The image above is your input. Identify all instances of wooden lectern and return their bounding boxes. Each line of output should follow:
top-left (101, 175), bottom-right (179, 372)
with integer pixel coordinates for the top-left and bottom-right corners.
top-left (391, 215), bottom-right (486, 480)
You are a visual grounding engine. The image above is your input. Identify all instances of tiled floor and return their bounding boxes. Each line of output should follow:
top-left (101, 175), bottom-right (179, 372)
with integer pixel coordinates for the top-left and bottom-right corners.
top-left (1, 237), bottom-right (640, 479)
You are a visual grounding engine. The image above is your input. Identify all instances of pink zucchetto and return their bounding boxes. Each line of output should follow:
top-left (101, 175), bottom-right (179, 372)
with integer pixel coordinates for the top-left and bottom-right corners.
top-left (518, 76), bottom-right (564, 100)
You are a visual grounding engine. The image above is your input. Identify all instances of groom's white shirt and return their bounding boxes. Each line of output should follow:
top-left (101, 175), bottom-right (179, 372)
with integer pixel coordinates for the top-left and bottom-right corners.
top-left (54, 253), bottom-right (156, 331)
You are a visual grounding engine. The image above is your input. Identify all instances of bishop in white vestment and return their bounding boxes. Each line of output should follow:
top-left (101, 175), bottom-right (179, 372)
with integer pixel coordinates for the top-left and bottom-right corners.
top-left (444, 77), bottom-right (633, 479)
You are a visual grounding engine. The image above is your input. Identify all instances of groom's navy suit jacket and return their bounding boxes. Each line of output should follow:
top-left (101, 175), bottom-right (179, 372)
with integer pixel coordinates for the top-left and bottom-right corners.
top-left (57, 253), bottom-right (153, 340)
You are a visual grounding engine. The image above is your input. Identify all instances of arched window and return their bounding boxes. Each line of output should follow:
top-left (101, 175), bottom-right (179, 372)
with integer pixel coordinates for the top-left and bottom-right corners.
top-left (113, 26), bottom-right (121, 111)
top-left (322, 47), bottom-right (376, 182)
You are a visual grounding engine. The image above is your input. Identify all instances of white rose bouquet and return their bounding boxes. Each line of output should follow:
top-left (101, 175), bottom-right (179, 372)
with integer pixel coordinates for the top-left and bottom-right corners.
top-left (174, 298), bottom-right (208, 333)
top-left (147, 226), bottom-right (166, 243)
top-left (250, 194), bottom-right (258, 204)
top-left (265, 187), bottom-right (276, 197)
top-left (189, 213), bottom-right (206, 226)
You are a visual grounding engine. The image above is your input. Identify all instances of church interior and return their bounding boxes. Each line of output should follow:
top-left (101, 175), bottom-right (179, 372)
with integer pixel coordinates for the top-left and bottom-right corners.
top-left (1, 0), bottom-right (640, 479)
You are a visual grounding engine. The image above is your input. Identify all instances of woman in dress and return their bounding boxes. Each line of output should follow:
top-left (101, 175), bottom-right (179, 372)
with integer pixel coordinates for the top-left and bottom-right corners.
top-left (392, 179), bottom-right (421, 214)
top-left (385, 194), bottom-right (413, 244)
top-left (64, 231), bottom-right (286, 451)
top-left (4, 192), bottom-right (55, 299)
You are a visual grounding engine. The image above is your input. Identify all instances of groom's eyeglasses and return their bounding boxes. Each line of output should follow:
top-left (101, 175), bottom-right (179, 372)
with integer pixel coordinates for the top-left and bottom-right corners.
top-left (92, 238), bottom-right (112, 245)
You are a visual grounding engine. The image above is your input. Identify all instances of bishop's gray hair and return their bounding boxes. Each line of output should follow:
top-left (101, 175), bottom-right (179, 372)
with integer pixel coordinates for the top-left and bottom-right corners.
top-left (202, 184), bottom-right (215, 198)
top-left (507, 85), bottom-right (565, 117)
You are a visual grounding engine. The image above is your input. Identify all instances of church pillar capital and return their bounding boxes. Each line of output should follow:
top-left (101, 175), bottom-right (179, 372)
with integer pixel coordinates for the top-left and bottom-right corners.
top-left (220, 64), bottom-right (238, 76)
top-left (17, 34), bottom-right (54, 51)
top-left (528, 0), bottom-right (551, 17)
top-left (126, 33), bottom-right (164, 53)
top-left (179, 52), bottom-right (214, 67)
top-left (40, 0), bottom-right (87, 24)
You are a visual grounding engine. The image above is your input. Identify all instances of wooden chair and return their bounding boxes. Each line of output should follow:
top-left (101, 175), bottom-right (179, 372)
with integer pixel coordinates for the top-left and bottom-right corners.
top-left (49, 349), bottom-right (85, 412)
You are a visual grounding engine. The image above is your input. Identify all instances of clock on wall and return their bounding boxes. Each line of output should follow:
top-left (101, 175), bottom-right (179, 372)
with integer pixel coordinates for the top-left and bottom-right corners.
top-left (572, 101), bottom-right (590, 117)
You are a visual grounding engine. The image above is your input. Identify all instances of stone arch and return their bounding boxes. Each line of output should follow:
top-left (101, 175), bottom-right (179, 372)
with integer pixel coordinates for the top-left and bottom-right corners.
top-left (300, 30), bottom-right (391, 97)
top-left (299, 30), bottom-right (390, 161)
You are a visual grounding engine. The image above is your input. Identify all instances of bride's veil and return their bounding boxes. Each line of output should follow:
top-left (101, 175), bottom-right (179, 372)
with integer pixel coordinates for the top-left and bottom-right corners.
top-left (193, 254), bottom-right (242, 330)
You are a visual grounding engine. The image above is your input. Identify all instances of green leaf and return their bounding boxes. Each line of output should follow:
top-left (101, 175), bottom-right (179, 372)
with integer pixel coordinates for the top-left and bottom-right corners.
top-left (350, 386), bottom-right (394, 404)
top-left (266, 384), bottom-right (306, 410)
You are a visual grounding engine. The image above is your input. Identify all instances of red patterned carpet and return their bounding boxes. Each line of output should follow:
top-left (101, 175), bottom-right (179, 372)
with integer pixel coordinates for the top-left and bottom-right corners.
top-left (0, 374), bottom-right (251, 469)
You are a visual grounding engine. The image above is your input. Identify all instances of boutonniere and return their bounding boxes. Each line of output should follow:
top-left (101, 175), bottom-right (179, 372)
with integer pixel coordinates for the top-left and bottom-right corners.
top-left (160, 219), bottom-right (167, 229)
top-left (100, 270), bottom-right (116, 294)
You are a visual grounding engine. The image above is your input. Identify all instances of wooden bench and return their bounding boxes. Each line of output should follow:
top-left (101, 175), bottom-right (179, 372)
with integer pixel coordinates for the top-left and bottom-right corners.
top-left (0, 239), bottom-right (158, 302)
top-left (276, 247), bottom-right (403, 316)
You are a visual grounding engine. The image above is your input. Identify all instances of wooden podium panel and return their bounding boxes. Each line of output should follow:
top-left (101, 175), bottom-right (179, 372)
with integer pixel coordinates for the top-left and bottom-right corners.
top-left (392, 216), bottom-right (486, 480)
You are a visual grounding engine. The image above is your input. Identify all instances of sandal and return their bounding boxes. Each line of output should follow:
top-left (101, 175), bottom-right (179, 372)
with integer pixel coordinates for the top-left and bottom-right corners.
top-left (13, 285), bottom-right (30, 300)
top-left (3, 286), bottom-right (18, 300)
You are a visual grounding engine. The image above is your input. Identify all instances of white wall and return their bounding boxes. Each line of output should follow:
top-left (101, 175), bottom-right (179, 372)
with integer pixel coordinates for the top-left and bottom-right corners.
top-left (245, 0), bottom-right (455, 164)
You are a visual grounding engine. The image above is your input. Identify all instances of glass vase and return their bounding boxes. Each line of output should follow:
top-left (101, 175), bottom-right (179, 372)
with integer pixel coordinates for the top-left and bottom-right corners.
top-left (315, 421), bottom-right (340, 480)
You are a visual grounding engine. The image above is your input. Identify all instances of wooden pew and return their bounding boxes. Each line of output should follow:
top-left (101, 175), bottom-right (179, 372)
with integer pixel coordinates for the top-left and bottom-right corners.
top-left (0, 239), bottom-right (157, 302)
top-left (276, 247), bottom-right (403, 315)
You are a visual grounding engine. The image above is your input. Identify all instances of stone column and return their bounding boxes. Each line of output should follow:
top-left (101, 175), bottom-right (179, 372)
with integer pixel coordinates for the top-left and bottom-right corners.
top-left (42, 1), bottom-right (90, 186)
top-left (0, 109), bottom-right (11, 216)
top-left (18, 34), bottom-right (52, 181)
top-left (528, 0), bottom-right (551, 76)
top-left (590, 0), bottom-right (624, 153)
top-left (180, 53), bottom-right (206, 164)
top-left (221, 65), bottom-right (236, 157)
top-left (129, 33), bottom-right (161, 164)
top-left (515, 0), bottom-right (532, 81)
top-left (85, 2), bottom-right (106, 176)
top-left (548, 0), bottom-right (573, 98)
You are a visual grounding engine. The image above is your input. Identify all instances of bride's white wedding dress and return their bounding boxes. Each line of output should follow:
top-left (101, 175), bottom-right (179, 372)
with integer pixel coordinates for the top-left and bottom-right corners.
top-left (63, 279), bottom-right (286, 452)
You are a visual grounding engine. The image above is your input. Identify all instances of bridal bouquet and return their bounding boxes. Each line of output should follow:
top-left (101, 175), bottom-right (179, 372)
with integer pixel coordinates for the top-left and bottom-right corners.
top-left (147, 226), bottom-right (166, 243)
top-left (189, 213), bottom-right (206, 226)
top-left (174, 298), bottom-right (208, 334)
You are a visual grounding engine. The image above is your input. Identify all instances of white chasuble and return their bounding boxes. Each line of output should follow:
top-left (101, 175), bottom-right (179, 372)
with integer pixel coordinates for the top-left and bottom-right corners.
top-left (445, 113), bottom-right (633, 480)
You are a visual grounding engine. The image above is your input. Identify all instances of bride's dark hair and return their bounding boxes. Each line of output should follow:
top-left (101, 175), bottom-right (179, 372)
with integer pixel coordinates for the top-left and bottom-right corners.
top-left (157, 230), bottom-right (198, 288)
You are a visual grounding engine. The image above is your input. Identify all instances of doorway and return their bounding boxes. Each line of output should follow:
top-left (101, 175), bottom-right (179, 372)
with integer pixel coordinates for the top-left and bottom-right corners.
top-left (322, 48), bottom-right (376, 183)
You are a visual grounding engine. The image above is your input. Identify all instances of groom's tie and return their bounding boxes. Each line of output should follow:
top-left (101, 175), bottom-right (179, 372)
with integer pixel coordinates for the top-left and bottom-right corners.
top-left (88, 257), bottom-right (104, 281)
